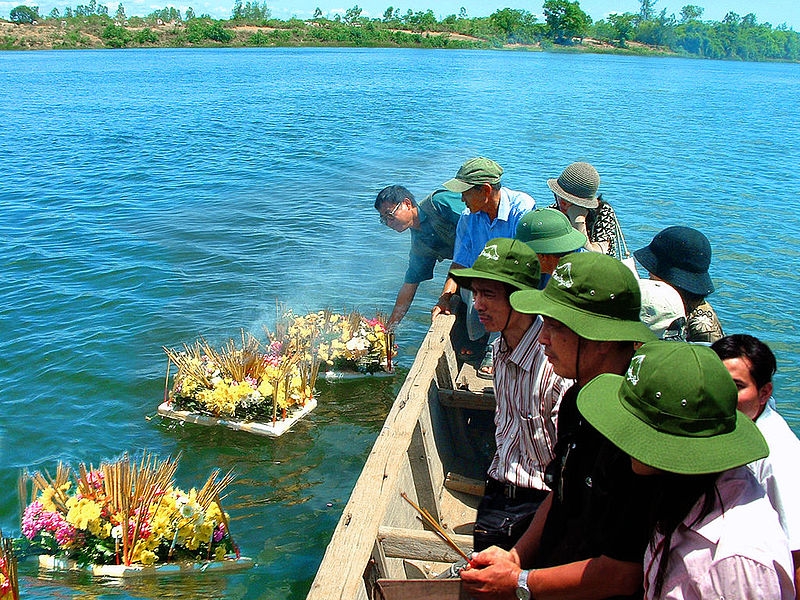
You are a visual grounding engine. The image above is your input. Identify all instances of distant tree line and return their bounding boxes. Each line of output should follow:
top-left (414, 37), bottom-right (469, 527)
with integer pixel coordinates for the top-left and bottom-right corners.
top-left (5, 0), bottom-right (800, 60)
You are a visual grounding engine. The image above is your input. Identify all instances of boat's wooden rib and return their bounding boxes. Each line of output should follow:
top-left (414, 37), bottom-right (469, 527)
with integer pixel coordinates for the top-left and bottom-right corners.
top-left (377, 526), bottom-right (472, 563)
top-left (306, 315), bottom-right (494, 600)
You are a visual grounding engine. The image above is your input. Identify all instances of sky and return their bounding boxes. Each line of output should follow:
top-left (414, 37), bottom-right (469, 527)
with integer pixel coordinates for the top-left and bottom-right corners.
top-left (3, 0), bottom-right (799, 30)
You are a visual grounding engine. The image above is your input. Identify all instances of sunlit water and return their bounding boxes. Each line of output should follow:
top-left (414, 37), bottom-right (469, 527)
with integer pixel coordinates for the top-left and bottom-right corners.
top-left (1, 47), bottom-right (799, 599)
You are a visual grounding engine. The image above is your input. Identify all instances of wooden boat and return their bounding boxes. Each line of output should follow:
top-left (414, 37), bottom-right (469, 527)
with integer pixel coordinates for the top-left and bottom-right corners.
top-left (306, 314), bottom-right (496, 600)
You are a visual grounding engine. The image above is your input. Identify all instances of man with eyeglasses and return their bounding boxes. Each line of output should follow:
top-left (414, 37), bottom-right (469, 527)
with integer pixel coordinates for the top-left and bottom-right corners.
top-left (374, 184), bottom-right (463, 329)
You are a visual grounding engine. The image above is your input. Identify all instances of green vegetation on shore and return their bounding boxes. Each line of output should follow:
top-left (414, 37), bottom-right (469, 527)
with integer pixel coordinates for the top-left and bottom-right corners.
top-left (3, 0), bottom-right (799, 61)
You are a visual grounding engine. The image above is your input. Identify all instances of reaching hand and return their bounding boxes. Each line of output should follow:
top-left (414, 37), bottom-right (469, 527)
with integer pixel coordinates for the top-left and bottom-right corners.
top-left (431, 292), bottom-right (453, 321)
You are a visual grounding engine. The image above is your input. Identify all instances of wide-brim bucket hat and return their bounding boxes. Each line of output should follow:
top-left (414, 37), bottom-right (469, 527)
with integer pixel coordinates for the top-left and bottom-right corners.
top-left (510, 252), bottom-right (655, 343)
top-left (578, 341), bottom-right (767, 475)
top-left (515, 208), bottom-right (587, 255)
top-left (451, 237), bottom-right (541, 291)
top-left (547, 162), bottom-right (600, 209)
top-left (633, 226), bottom-right (715, 296)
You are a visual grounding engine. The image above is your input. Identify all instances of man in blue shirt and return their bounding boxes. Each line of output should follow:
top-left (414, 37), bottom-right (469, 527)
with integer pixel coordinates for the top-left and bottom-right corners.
top-left (375, 185), bottom-right (463, 329)
top-left (433, 157), bottom-right (535, 372)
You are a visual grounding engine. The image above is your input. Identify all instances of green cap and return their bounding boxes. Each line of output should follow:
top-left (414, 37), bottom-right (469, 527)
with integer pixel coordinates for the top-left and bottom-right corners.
top-left (509, 252), bottom-right (655, 343)
top-left (443, 157), bottom-right (504, 193)
top-left (451, 238), bottom-right (540, 291)
top-left (578, 341), bottom-right (768, 475)
top-left (515, 208), bottom-right (588, 254)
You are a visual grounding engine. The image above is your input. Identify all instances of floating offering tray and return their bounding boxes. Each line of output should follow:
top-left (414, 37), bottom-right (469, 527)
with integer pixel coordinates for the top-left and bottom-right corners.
top-left (157, 398), bottom-right (318, 437)
top-left (39, 554), bottom-right (254, 577)
top-left (322, 368), bottom-right (395, 381)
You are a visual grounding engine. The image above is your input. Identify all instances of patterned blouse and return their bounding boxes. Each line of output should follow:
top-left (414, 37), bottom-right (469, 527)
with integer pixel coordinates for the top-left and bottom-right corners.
top-left (549, 200), bottom-right (619, 257)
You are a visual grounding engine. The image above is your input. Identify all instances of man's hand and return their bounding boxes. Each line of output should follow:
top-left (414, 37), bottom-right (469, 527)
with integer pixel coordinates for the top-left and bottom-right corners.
top-left (460, 546), bottom-right (521, 598)
top-left (431, 292), bottom-right (454, 320)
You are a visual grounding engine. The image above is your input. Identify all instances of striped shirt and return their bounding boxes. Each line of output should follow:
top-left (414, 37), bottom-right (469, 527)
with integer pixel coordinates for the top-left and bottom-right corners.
top-left (487, 316), bottom-right (569, 490)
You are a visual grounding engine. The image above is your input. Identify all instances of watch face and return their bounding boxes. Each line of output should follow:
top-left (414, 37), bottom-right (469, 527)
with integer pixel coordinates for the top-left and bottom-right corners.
top-left (515, 588), bottom-right (531, 600)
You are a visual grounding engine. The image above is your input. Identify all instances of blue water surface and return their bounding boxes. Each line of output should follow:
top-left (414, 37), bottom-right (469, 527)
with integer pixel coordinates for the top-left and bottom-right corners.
top-left (1, 47), bottom-right (799, 599)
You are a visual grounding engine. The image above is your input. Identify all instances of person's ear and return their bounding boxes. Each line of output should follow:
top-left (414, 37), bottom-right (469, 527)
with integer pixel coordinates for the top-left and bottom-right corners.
top-left (759, 381), bottom-right (773, 407)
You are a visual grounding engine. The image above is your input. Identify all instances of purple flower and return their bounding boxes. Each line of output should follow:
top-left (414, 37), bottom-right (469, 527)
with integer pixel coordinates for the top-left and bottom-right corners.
top-left (22, 501), bottom-right (44, 538)
top-left (213, 523), bottom-right (226, 543)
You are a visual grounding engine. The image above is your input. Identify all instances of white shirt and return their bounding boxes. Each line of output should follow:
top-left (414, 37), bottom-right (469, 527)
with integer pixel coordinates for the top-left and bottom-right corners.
top-left (751, 398), bottom-right (800, 551)
top-left (644, 467), bottom-right (794, 600)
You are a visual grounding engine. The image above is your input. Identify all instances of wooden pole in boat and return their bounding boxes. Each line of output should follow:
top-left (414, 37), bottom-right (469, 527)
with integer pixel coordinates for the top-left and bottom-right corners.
top-left (400, 492), bottom-right (473, 566)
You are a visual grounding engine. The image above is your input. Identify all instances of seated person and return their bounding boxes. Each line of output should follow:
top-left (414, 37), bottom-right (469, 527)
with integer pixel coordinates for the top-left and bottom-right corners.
top-left (578, 341), bottom-right (794, 599)
top-left (634, 225), bottom-right (724, 343)
top-left (514, 207), bottom-right (586, 289)
top-left (712, 334), bottom-right (800, 598)
top-left (461, 252), bottom-right (656, 599)
top-left (547, 162), bottom-right (619, 256)
top-left (451, 238), bottom-right (568, 551)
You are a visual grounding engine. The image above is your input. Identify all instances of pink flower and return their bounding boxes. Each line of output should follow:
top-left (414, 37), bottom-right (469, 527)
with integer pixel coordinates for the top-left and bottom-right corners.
top-left (22, 501), bottom-right (45, 538)
top-left (213, 523), bottom-right (226, 543)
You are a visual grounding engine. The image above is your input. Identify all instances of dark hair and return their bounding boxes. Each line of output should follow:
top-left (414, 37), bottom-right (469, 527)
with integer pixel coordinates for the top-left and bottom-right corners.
top-left (711, 334), bottom-right (777, 389)
top-left (471, 182), bottom-right (501, 192)
top-left (645, 472), bottom-right (722, 598)
top-left (374, 185), bottom-right (414, 210)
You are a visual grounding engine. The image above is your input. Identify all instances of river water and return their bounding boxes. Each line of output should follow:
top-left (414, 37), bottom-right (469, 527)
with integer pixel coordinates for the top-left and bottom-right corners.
top-left (1, 47), bottom-right (799, 599)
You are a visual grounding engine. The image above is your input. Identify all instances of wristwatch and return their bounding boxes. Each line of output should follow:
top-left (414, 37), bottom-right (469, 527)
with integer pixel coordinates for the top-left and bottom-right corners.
top-left (516, 569), bottom-right (531, 600)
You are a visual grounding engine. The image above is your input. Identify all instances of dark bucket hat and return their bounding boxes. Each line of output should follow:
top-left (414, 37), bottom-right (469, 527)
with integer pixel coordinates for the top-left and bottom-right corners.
top-left (443, 157), bottom-right (504, 194)
top-left (577, 341), bottom-right (767, 475)
top-left (515, 208), bottom-right (587, 255)
top-left (547, 162), bottom-right (600, 209)
top-left (451, 237), bottom-right (540, 292)
top-left (510, 252), bottom-right (655, 343)
top-left (633, 226), bottom-right (715, 296)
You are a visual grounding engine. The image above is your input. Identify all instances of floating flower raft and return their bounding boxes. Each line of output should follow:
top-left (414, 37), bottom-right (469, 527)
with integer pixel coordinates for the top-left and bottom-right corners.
top-left (159, 309), bottom-right (396, 437)
top-left (1, 531), bottom-right (19, 600)
top-left (17, 453), bottom-right (253, 578)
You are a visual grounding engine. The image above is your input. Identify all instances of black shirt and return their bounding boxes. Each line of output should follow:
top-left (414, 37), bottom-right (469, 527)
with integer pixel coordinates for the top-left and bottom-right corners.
top-left (537, 383), bottom-right (655, 596)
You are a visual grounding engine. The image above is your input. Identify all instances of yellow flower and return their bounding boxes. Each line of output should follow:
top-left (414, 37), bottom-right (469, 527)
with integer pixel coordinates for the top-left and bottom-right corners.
top-left (131, 545), bottom-right (158, 566)
top-left (66, 497), bottom-right (103, 534)
top-left (38, 483), bottom-right (70, 512)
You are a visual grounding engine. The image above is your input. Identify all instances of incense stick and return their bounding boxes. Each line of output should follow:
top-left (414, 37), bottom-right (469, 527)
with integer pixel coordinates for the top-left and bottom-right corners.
top-left (400, 492), bottom-right (472, 565)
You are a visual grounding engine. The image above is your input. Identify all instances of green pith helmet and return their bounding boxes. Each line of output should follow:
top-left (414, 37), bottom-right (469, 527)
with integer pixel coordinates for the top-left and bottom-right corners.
top-left (510, 252), bottom-right (655, 342)
top-left (515, 208), bottom-right (587, 254)
top-left (451, 237), bottom-right (540, 292)
top-left (578, 341), bottom-right (768, 475)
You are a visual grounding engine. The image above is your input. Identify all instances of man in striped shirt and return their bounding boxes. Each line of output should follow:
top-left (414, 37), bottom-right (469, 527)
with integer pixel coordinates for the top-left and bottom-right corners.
top-left (451, 237), bottom-right (568, 551)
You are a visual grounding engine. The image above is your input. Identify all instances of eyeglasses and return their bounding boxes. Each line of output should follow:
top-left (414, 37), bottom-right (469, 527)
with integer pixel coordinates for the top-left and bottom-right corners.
top-left (379, 202), bottom-right (402, 225)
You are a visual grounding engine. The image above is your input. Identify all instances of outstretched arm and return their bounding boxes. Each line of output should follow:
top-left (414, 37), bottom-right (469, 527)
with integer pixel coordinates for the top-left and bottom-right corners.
top-left (387, 282), bottom-right (419, 330)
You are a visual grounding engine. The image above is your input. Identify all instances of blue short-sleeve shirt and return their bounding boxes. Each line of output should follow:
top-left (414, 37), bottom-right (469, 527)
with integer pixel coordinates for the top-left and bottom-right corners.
top-left (453, 187), bottom-right (535, 267)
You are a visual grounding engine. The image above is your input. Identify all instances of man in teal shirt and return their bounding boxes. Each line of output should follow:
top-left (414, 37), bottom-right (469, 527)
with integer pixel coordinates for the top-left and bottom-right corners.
top-left (375, 185), bottom-right (463, 329)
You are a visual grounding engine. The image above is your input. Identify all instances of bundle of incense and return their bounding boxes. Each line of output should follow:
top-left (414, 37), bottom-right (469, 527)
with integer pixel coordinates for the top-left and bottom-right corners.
top-left (400, 492), bottom-right (473, 566)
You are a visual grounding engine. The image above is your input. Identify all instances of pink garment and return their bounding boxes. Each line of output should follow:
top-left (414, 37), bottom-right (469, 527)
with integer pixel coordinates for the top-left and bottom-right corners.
top-left (644, 467), bottom-right (795, 599)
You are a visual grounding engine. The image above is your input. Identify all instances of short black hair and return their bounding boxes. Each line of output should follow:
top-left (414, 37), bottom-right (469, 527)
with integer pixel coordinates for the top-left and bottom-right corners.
top-left (375, 185), bottom-right (414, 210)
top-left (711, 334), bottom-right (777, 389)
